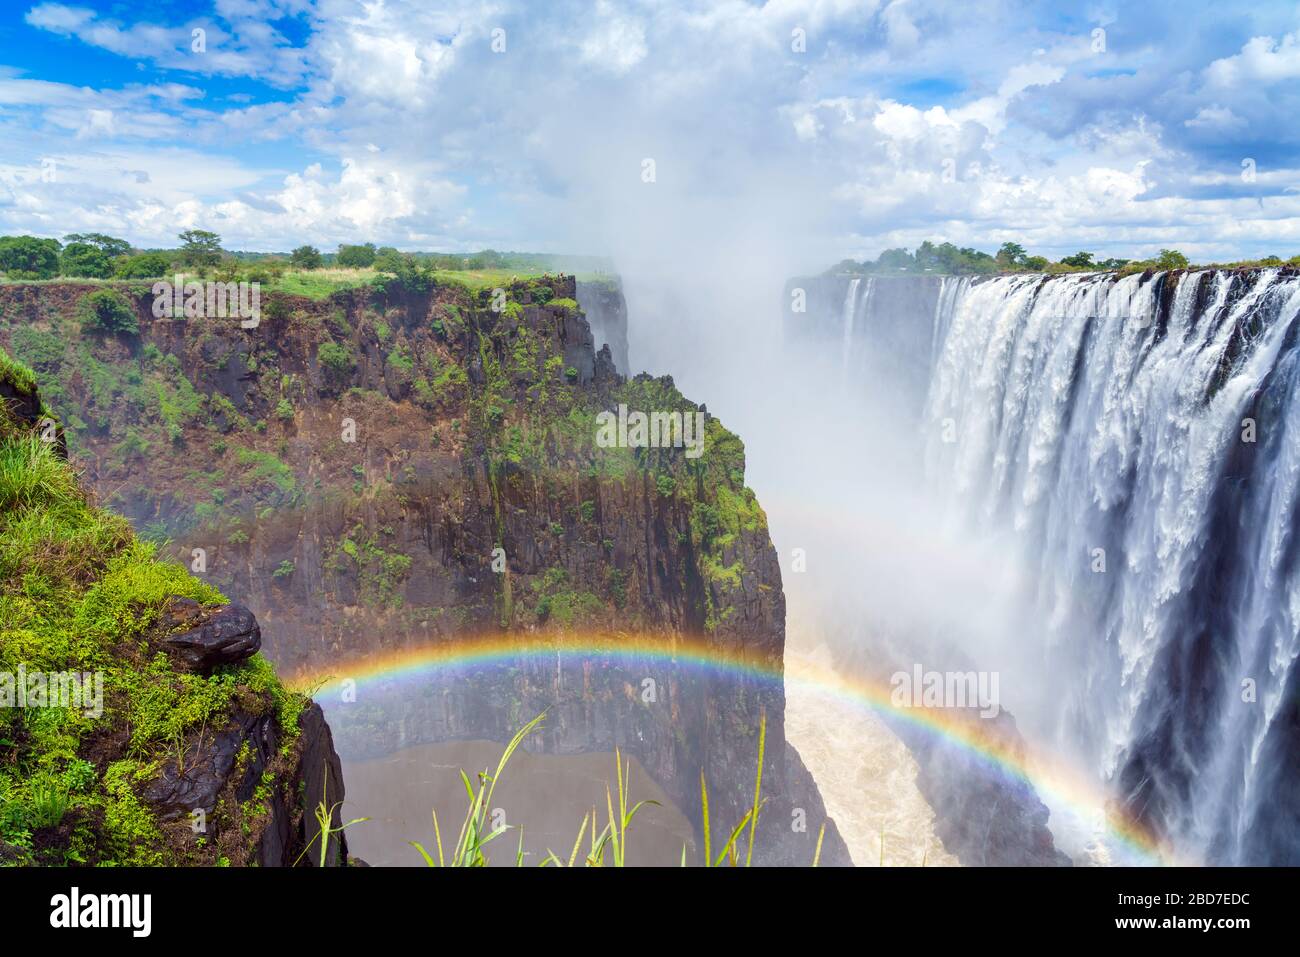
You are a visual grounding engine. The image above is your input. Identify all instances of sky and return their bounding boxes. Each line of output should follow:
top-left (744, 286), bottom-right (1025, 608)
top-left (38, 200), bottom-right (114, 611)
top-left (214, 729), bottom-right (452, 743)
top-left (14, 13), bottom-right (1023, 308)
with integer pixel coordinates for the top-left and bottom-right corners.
top-left (1, 0), bottom-right (1300, 264)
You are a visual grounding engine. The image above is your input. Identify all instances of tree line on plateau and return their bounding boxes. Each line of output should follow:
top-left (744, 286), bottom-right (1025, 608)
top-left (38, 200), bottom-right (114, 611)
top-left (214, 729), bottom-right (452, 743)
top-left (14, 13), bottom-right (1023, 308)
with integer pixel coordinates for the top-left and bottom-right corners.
top-left (831, 240), bottom-right (1300, 276)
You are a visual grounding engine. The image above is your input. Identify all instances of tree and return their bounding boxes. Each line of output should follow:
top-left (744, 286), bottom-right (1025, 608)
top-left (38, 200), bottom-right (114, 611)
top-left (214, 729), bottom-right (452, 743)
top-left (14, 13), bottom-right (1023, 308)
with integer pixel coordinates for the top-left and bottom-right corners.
top-left (874, 247), bottom-right (915, 271)
top-left (336, 243), bottom-right (376, 268)
top-left (64, 233), bottom-right (131, 259)
top-left (996, 242), bottom-right (1027, 269)
top-left (1155, 249), bottom-right (1189, 270)
top-left (290, 245), bottom-right (323, 269)
top-left (1097, 257), bottom-right (1131, 270)
top-left (391, 254), bottom-right (432, 292)
top-left (373, 246), bottom-right (403, 272)
top-left (59, 242), bottom-right (114, 278)
top-left (1023, 255), bottom-right (1050, 271)
top-left (177, 229), bottom-right (223, 268)
top-left (114, 252), bottom-right (173, 278)
top-left (0, 235), bottom-right (61, 279)
top-left (77, 290), bottom-right (139, 336)
top-left (1059, 251), bottom-right (1095, 268)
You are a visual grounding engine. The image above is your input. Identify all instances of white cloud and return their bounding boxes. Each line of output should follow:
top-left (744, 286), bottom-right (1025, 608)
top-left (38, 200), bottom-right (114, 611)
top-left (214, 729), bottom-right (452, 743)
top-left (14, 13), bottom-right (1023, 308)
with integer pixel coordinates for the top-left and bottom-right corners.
top-left (4, 0), bottom-right (1300, 264)
top-left (1183, 104), bottom-right (1246, 132)
top-left (579, 3), bottom-right (647, 74)
top-left (1205, 31), bottom-right (1300, 89)
top-left (24, 1), bottom-right (310, 87)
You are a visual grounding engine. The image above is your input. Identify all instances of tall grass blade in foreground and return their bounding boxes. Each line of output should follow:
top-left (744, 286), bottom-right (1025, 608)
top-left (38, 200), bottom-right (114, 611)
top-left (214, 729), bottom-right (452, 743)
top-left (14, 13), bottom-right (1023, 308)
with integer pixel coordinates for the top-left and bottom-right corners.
top-left (411, 712), bottom-right (545, 867)
top-left (414, 710), bottom-right (821, 867)
top-left (295, 764), bottom-right (369, 867)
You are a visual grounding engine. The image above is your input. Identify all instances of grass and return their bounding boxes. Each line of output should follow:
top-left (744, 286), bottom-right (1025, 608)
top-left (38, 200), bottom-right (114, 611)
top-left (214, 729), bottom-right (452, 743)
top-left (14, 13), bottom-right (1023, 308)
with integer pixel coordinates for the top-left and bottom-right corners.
top-left (410, 712), bottom-right (546, 867)
top-left (266, 267), bottom-right (382, 299)
top-left (430, 268), bottom-right (548, 292)
top-left (0, 348), bottom-right (313, 865)
top-left (410, 710), bottom-right (823, 867)
top-left (0, 349), bottom-right (38, 394)
top-left (296, 764), bottom-right (368, 867)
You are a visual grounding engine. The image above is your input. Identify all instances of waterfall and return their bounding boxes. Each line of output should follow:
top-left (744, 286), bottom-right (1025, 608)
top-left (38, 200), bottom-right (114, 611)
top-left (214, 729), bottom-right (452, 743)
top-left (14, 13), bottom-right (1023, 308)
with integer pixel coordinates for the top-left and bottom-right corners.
top-left (920, 269), bottom-right (1300, 864)
top-left (929, 276), bottom-right (969, 370)
top-left (840, 277), bottom-right (861, 378)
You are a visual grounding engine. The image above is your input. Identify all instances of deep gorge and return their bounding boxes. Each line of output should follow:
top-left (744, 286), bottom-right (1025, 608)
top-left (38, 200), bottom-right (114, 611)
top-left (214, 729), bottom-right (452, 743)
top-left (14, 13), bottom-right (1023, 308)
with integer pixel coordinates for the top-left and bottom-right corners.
top-left (0, 274), bottom-right (848, 866)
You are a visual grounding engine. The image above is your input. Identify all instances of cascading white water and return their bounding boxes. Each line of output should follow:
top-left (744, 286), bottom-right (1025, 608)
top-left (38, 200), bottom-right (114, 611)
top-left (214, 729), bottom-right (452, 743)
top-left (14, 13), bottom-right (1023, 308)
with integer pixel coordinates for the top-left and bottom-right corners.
top-left (921, 269), bottom-right (1300, 864)
top-left (840, 277), bottom-right (861, 378)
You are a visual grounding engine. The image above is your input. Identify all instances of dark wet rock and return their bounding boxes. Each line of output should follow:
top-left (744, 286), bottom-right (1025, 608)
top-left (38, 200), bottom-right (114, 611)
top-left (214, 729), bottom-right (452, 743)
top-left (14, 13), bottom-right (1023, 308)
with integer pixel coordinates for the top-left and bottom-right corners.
top-left (0, 372), bottom-right (67, 459)
top-left (891, 708), bottom-right (1072, 866)
top-left (158, 598), bottom-right (261, 673)
top-left (577, 277), bottom-right (630, 374)
top-left (142, 710), bottom-right (274, 820)
top-left (140, 700), bottom-right (348, 867)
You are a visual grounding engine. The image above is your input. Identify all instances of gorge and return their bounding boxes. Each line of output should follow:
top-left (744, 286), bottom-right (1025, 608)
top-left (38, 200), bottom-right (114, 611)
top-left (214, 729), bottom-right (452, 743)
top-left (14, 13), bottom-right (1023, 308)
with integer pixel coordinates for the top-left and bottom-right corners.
top-left (4, 261), bottom-right (1294, 868)
top-left (0, 273), bottom-right (847, 866)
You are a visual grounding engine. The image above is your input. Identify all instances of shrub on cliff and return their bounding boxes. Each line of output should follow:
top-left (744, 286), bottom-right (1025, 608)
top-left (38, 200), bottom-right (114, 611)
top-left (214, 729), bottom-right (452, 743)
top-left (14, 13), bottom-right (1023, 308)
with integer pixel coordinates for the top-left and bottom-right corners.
top-left (77, 290), bottom-right (139, 337)
top-left (370, 254), bottom-right (433, 294)
top-left (318, 341), bottom-right (354, 376)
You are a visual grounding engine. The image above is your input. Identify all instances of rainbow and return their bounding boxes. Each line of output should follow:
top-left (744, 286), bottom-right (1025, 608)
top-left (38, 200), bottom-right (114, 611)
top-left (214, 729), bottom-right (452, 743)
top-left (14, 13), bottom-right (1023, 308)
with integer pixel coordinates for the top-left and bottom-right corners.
top-left (288, 630), bottom-right (1184, 866)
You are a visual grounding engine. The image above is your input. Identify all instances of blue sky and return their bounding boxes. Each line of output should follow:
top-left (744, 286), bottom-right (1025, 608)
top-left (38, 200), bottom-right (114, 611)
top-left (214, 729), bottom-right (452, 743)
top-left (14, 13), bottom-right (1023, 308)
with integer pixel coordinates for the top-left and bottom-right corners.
top-left (1, 0), bottom-right (1299, 264)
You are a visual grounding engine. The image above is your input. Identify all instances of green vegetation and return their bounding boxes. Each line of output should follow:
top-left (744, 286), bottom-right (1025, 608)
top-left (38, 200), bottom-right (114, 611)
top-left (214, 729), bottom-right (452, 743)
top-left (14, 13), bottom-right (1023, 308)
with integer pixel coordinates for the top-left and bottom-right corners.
top-left (0, 351), bottom-right (310, 865)
top-left (59, 242), bottom-right (114, 279)
top-left (336, 243), bottom-right (376, 268)
top-left (0, 236), bottom-right (61, 279)
top-left (9, 327), bottom-right (64, 375)
top-left (830, 240), bottom-right (1300, 276)
top-left (296, 771), bottom-right (366, 866)
top-left (114, 252), bottom-right (172, 279)
top-left (0, 349), bottom-right (39, 394)
top-left (411, 713), bottom-right (545, 867)
top-left (530, 567), bottom-right (602, 626)
top-left (290, 245), bottom-right (323, 270)
top-left (326, 530), bottom-right (411, 608)
top-left (0, 234), bottom-right (615, 302)
top-left (318, 341), bottom-right (355, 375)
top-left (177, 229), bottom-right (223, 269)
top-left (235, 446), bottom-right (299, 499)
top-left (77, 289), bottom-right (139, 337)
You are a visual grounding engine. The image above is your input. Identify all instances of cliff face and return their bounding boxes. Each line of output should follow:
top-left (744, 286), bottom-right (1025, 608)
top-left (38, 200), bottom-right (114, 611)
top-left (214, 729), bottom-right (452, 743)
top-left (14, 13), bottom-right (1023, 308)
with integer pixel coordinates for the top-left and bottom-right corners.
top-left (784, 274), bottom-right (942, 409)
top-left (0, 355), bottom-right (347, 867)
top-left (0, 275), bottom-right (848, 865)
top-left (576, 277), bottom-right (630, 374)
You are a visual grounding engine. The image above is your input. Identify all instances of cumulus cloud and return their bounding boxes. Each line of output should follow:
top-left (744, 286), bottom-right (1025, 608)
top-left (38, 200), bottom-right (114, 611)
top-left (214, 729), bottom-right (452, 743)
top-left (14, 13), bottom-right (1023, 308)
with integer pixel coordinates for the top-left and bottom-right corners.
top-left (1, 0), bottom-right (1299, 264)
top-left (1204, 31), bottom-right (1300, 89)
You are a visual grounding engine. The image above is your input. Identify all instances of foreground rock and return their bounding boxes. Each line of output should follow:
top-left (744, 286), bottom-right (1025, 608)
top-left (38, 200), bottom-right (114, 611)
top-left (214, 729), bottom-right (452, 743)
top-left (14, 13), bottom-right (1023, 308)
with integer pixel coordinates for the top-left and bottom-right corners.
top-left (0, 363), bottom-right (350, 867)
top-left (156, 598), bottom-right (263, 673)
